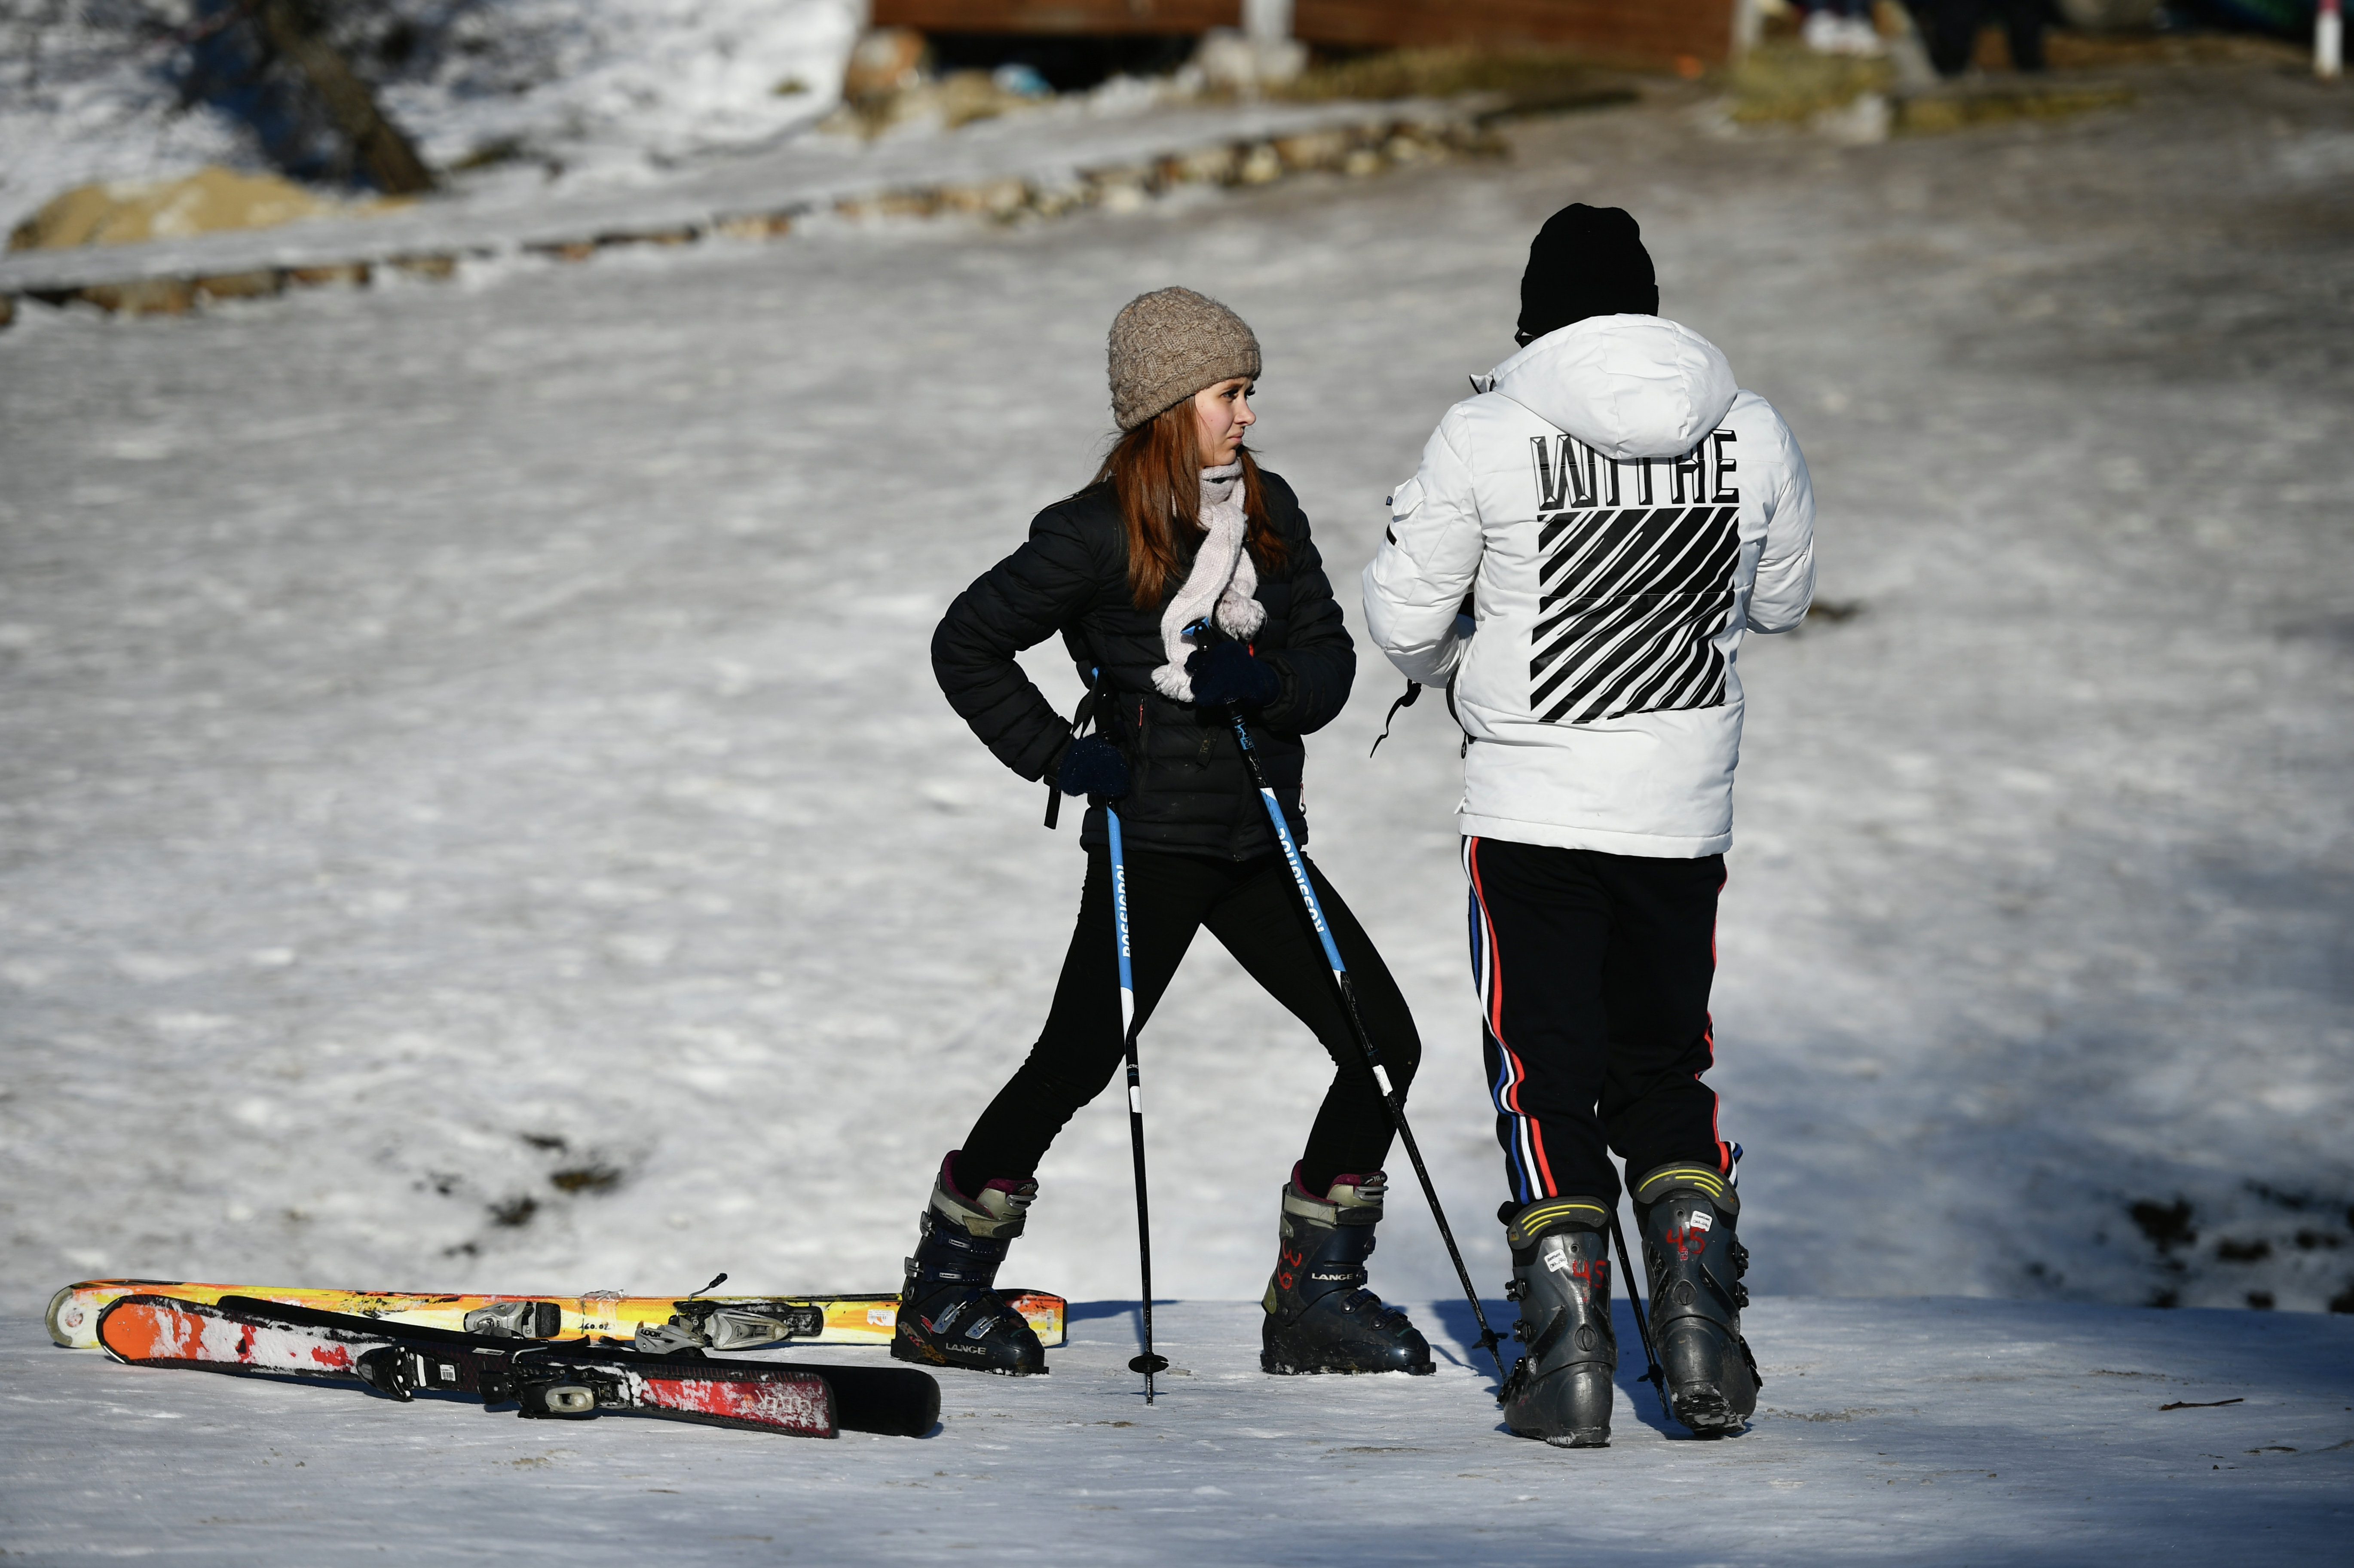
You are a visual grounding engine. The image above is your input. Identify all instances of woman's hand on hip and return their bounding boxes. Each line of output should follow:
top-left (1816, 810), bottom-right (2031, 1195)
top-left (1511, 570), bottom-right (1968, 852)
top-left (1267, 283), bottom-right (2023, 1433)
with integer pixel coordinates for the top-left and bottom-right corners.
top-left (1056, 735), bottom-right (1130, 797)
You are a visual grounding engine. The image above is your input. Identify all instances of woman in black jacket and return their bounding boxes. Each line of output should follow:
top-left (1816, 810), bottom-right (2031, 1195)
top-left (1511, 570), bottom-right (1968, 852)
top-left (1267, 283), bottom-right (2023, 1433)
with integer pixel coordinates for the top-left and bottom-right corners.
top-left (895, 287), bottom-right (1430, 1381)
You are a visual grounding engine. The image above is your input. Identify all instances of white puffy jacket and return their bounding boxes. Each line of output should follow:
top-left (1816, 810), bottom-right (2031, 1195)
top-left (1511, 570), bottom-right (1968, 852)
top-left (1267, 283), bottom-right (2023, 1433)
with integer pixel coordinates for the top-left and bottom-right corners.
top-left (1362, 315), bottom-right (1815, 857)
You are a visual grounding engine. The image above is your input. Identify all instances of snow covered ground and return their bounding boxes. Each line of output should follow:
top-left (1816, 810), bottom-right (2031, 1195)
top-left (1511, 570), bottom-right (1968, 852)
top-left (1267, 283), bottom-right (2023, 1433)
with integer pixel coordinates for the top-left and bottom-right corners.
top-left (2, 50), bottom-right (2352, 1559)
top-left (6, 1299), bottom-right (2351, 1563)
top-left (0, 0), bottom-right (865, 236)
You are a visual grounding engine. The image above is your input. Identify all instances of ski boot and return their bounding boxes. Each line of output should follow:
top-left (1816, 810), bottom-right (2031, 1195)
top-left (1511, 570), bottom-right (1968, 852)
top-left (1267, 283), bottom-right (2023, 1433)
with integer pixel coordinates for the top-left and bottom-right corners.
top-left (1260, 1166), bottom-right (1434, 1375)
top-left (890, 1153), bottom-right (1048, 1376)
top-left (1497, 1195), bottom-right (1618, 1448)
top-left (1633, 1161), bottom-right (1760, 1437)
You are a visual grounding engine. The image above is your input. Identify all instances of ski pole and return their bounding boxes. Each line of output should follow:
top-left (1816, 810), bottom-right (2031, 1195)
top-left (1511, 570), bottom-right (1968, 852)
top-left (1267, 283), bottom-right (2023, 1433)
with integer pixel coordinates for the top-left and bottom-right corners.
top-left (1215, 702), bottom-right (1510, 1394)
top-left (1105, 806), bottom-right (1169, 1403)
top-left (1607, 1210), bottom-right (1670, 1420)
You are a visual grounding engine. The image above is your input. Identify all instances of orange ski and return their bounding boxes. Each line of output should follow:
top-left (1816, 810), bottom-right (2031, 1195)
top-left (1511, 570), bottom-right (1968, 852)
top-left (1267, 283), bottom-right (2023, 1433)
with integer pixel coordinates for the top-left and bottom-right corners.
top-left (49, 1278), bottom-right (1064, 1352)
top-left (96, 1293), bottom-right (860, 1437)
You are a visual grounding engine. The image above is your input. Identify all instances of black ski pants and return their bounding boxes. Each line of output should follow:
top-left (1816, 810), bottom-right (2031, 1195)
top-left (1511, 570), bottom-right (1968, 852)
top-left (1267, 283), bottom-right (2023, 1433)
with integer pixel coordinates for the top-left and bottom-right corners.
top-left (1913, 0), bottom-right (2045, 76)
top-left (1463, 836), bottom-right (1731, 1206)
top-left (957, 845), bottom-right (1420, 1198)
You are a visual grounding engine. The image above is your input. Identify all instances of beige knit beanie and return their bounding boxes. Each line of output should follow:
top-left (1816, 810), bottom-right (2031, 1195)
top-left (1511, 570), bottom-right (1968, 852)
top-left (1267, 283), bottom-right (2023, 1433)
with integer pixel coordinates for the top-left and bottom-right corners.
top-left (1107, 287), bottom-right (1263, 431)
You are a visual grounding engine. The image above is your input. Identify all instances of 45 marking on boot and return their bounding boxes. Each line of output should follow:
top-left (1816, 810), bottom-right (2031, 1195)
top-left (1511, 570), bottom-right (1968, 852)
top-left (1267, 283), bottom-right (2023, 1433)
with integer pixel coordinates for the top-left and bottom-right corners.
top-left (1543, 1244), bottom-right (1609, 1302)
top-left (1665, 1209), bottom-right (1714, 1262)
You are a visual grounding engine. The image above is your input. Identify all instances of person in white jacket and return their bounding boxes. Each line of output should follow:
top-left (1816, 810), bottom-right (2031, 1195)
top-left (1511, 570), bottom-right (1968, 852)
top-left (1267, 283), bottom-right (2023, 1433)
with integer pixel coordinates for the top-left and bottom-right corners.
top-left (1361, 204), bottom-right (1814, 1448)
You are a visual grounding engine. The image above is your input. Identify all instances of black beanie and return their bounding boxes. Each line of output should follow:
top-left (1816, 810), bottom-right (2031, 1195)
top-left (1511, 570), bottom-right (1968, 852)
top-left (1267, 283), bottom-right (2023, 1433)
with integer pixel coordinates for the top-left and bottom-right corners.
top-left (1516, 203), bottom-right (1658, 346)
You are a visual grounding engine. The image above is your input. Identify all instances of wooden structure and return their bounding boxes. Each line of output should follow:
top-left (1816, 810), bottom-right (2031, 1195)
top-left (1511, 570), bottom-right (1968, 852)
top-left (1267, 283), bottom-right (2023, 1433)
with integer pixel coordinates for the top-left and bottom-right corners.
top-left (870, 2), bottom-right (1743, 66)
top-left (871, 0), bottom-right (1242, 32)
top-left (1293, 1), bottom-right (1742, 65)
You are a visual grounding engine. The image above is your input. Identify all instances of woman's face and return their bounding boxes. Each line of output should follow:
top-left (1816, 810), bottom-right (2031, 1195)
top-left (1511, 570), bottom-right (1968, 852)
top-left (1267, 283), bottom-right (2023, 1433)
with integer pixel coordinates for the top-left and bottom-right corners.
top-left (1192, 377), bottom-right (1257, 465)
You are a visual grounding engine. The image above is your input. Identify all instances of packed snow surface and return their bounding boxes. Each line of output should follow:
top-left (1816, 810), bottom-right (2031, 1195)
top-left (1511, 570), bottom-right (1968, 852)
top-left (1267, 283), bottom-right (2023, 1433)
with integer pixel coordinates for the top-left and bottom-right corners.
top-left (6, 1299), bottom-right (2351, 1563)
top-left (1, 50), bottom-right (2352, 1558)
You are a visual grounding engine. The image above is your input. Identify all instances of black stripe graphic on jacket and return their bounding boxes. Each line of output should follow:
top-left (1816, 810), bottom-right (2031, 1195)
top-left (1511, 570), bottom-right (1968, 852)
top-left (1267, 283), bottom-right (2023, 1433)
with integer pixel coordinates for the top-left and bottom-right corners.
top-left (1528, 502), bottom-right (1742, 725)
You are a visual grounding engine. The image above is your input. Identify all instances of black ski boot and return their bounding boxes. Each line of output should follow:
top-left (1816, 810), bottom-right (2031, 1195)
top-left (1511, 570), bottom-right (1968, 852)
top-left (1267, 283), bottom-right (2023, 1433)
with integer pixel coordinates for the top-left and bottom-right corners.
top-left (1633, 1161), bottom-right (1759, 1437)
top-left (1261, 1167), bottom-right (1434, 1376)
top-left (1497, 1195), bottom-right (1617, 1448)
top-left (891, 1154), bottom-right (1048, 1376)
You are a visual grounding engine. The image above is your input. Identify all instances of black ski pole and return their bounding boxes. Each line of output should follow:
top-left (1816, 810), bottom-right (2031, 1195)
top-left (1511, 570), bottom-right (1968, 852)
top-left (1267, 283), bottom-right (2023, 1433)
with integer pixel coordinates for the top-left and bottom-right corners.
top-left (1217, 702), bottom-right (1509, 1394)
top-left (1106, 805), bottom-right (1169, 1403)
top-left (1607, 1208), bottom-right (1671, 1420)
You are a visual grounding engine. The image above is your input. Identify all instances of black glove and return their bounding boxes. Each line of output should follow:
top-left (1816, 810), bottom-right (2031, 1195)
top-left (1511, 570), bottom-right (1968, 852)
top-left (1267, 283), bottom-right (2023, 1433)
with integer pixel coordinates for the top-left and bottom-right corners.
top-left (1185, 640), bottom-right (1281, 710)
top-left (1055, 734), bottom-right (1130, 797)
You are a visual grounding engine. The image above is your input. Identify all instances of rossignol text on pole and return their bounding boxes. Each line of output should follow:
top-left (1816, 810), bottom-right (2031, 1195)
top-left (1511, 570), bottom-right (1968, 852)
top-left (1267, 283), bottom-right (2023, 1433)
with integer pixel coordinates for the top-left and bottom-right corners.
top-left (1213, 693), bottom-right (1509, 1394)
top-left (1105, 807), bottom-right (1169, 1402)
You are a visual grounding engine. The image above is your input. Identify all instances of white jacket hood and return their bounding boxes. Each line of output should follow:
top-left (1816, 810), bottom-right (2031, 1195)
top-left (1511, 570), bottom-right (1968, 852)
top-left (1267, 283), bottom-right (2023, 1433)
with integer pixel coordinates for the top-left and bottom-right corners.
top-left (1489, 315), bottom-right (1739, 463)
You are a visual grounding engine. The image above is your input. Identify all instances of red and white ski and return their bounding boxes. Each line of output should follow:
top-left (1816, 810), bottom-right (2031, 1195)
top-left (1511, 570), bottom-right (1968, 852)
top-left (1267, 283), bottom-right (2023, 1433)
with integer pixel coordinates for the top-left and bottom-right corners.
top-left (96, 1293), bottom-right (940, 1439)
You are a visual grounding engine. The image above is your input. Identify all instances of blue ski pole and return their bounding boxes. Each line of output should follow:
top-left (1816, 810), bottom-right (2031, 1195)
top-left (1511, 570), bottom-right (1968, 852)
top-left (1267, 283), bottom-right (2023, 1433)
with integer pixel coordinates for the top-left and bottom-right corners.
top-left (1105, 806), bottom-right (1169, 1402)
top-left (1214, 698), bottom-right (1509, 1393)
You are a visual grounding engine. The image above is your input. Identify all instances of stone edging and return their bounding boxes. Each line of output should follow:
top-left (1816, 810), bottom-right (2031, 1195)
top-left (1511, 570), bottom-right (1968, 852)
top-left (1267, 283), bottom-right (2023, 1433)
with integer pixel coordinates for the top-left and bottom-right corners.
top-left (0, 112), bottom-right (1496, 327)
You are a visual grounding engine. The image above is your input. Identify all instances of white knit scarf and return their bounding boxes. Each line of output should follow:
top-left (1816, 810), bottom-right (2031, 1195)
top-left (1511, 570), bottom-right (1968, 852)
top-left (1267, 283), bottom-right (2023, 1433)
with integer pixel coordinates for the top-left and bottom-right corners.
top-left (1151, 460), bottom-right (1266, 701)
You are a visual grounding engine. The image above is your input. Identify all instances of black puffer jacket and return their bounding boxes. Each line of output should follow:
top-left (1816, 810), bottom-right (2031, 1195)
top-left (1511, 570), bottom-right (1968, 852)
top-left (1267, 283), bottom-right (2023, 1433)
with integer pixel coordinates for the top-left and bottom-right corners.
top-left (933, 468), bottom-right (1354, 860)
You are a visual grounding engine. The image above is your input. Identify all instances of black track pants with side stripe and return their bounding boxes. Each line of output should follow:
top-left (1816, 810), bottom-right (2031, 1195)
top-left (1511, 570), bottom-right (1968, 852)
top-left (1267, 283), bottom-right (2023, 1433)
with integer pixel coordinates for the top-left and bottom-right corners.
top-left (1462, 835), bottom-right (1732, 1205)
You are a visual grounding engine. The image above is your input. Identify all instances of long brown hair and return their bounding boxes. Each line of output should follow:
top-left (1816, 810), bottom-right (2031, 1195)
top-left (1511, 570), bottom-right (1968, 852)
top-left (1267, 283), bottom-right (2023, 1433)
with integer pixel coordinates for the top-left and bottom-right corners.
top-left (1094, 399), bottom-right (1287, 609)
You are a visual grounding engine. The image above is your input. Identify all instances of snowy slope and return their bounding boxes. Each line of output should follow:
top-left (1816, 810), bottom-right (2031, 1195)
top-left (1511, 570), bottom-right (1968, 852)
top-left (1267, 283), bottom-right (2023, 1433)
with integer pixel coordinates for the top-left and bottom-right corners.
top-left (6, 1299), bottom-right (2351, 1563)
top-left (0, 0), bottom-right (862, 236)
top-left (371, 0), bottom-right (863, 174)
top-left (1, 64), bottom-right (2351, 1348)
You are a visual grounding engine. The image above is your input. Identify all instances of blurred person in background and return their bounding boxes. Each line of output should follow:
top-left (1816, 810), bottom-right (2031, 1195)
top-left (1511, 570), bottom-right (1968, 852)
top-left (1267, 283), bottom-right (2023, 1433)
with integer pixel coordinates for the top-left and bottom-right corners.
top-left (1802, 0), bottom-right (1889, 54)
top-left (1910, 0), bottom-right (2051, 73)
